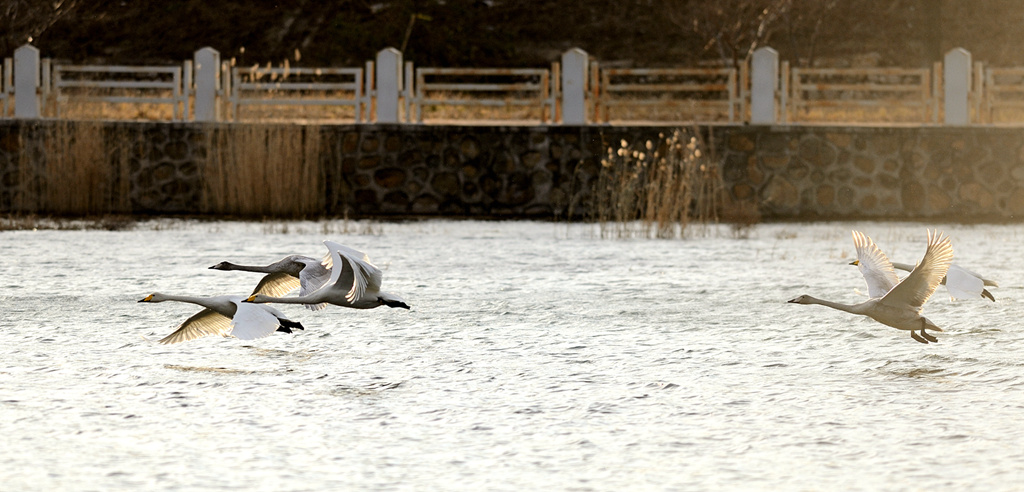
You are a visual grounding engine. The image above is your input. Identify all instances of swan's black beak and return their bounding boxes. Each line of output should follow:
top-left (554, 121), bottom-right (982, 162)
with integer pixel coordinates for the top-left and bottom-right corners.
top-left (209, 262), bottom-right (226, 270)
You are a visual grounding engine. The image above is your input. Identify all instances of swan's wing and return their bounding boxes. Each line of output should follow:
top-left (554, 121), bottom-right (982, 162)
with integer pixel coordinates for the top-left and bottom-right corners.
top-left (158, 309), bottom-right (232, 345)
top-left (953, 264), bottom-right (998, 287)
top-left (881, 230), bottom-right (953, 309)
top-left (294, 257), bottom-right (332, 311)
top-left (852, 231), bottom-right (899, 298)
top-left (944, 264), bottom-right (986, 301)
top-left (325, 241), bottom-right (383, 303)
top-left (250, 272), bottom-right (301, 298)
top-left (227, 300), bottom-right (282, 341)
top-left (320, 251), bottom-right (334, 270)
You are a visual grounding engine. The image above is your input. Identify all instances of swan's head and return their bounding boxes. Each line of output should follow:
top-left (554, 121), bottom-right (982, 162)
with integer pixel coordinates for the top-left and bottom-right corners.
top-left (209, 261), bottom-right (232, 270)
top-left (787, 295), bottom-right (813, 304)
top-left (242, 294), bottom-right (264, 303)
top-left (139, 293), bottom-right (164, 303)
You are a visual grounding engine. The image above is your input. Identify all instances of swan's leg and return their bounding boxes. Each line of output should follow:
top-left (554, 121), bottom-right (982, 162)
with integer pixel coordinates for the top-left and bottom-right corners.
top-left (910, 331), bottom-right (929, 344)
top-left (920, 329), bottom-right (938, 343)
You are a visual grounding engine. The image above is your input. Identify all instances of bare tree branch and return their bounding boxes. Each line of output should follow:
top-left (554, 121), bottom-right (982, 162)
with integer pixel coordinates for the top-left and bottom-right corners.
top-left (1, 0), bottom-right (83, 55)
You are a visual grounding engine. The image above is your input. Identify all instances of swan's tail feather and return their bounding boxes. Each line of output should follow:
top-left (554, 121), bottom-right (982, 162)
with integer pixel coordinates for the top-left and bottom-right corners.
top-left (923, 317), bottom-right (944, 332)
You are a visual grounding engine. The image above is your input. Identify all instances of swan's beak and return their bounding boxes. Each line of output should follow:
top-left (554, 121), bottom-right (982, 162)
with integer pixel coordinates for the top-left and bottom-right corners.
top-left (786, 296), bottom-right (800, 303)
top-left (243, 295), bottom-right (257, 303)
top-left (138, 294), bottom-right (154, 302)
top-left (849, 260), bottom-right (859, 266)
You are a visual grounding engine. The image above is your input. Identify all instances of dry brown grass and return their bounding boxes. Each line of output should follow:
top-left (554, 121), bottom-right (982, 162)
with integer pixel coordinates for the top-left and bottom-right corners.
top-left (55, 97), bottom-right (179, 121)
top-left (784, 105), bottom-right (937, 124)
top-left (200, 123), bottom-right (323, 217)
top-left (581, 128), bottom-right (723, 239)
top-left (50, 87), bottom-right (1024, 125)
top-left (10, 121), bottom-right (138, 215)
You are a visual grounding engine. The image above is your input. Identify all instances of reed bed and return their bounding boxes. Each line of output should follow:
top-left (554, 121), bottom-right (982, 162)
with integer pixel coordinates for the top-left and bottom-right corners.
top-left (578, 128), bottom-right (723, 239)
top-left (9, 121), bottom-right (138, 215)
top-left (200, 123), bottom-right (323, 217)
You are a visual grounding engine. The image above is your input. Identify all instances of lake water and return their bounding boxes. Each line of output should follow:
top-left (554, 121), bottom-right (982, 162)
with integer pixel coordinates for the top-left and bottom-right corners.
top-left (1, 219), bottom-right (1023, 491)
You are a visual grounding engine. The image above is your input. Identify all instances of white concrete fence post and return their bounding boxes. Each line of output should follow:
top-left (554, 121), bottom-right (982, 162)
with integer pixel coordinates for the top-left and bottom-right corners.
top-left (193, 47), bottom-right (220, 122)
top-left (375, 48), bottom-right (403, 123)
top-left (561, 48), bottom-right (588, 124)
top-left (14, 44), bottom-right (41, 118)
top-left (944, 48), bottom-right (971, 125)
top-left (750, 47), bottom-right (779, 124)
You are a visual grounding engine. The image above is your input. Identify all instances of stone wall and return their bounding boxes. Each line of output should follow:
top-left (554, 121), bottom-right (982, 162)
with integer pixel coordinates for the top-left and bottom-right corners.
top-left (718, 126), bottom-right (1024, 220)
top-left (2, 120), bottom-right (1024, 220)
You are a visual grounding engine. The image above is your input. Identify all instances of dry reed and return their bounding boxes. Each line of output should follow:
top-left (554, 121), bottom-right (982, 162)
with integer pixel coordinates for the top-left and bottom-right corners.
top-left (200, 123), bottom-right (324, 217)
top-left (581, 128), bottom-right (723, 239)
top-left (11, 121), bottom-right (137, 215)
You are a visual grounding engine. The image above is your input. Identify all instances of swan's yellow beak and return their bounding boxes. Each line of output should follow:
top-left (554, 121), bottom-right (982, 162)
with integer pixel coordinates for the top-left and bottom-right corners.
top-left (849, 260), bottom-right (859, 266)
top-left (139, 294), bottom-right (154, 302)
top-left (244, 295), bottom-right (257, 303)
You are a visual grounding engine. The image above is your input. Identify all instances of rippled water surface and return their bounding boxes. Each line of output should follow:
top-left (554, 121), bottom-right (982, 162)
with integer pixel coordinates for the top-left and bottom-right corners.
top-left (2, 220), bottom-right (1024, 491)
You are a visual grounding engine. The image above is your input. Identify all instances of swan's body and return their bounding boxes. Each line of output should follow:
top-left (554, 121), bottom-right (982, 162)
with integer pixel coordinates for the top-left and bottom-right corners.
top-left (891, 262), bottom-right (996, 302)
top-left (210, 253), bottom-right (333, 311)
top-left (246, 241), bottom-right (409, 310)
top-left (139, 293), bottom-right (304, 344)
top-left (790, 230), bottom-right (953, 344)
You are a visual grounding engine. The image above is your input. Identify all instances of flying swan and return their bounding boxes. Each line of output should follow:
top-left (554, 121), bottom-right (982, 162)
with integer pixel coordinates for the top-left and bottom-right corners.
top-left (245, 241), bottom-right (409, 310)
top-left (789, 230), bottom-right (953, 344)
top-left (209, 250), bottom-right (334, 311)
top-left (893, 262), bottom-right (995, 302)
top-left (139, 293), bottom-right (304, 344)
top-left (851, 258), bottom-right (996, 302)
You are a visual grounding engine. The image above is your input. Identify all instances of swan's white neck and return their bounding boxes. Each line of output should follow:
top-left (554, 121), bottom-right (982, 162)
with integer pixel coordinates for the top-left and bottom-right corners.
top-left (799, 296), bottom-right (866, 315)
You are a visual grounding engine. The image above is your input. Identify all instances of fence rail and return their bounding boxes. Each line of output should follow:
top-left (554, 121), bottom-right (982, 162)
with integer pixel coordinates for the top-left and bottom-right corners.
top-left (3, 44), bottom-right (1024, 126)
top-left (981, 67), bottom-right (1024, 123)
top-left (405, 64), bottom-right (557, 123)
top-left (786, 65), bottom-right (939, 123)
top-left (591, 64), bottom-right (743, 123)
top-left (226, 64), bottom-right (370, 122)
top-left (52, 63), bottom-right (189, 120)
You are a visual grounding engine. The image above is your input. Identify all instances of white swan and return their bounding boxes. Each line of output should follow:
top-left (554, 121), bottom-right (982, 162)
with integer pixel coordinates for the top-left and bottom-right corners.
top-left (139, 293), bottom-right (304, 344)
top-left (851, 258), bottom-right (996, 302)
top-left (245, 241), bottom-right (409, 310)
top-left (209, 252), bottom-right (333, 311)
top-left (891, 262), bottom-right (996, 302)
top-left (789, 230), bottom-right (953, 344)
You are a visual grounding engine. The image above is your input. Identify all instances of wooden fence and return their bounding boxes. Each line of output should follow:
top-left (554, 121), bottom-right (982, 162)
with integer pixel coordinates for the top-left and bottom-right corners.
top-left (590, 64), bottom-right (745, 123)
top-left (3, 44), bottom-right (1024, 126)
top-left (783, 64), bottom-right (940, 123)
top-left (404, 64), bottom-right (558, 123)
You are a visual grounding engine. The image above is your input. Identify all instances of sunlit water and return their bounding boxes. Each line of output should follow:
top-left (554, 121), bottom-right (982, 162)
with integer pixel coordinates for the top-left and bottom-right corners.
top-left (2, 219), bottom-right (1023, 491)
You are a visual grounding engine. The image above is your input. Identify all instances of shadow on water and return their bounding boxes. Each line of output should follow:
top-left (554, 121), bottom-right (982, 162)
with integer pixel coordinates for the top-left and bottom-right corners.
top-left (327, 381), bottom-right (403, 397)
top-left (163, 364), bottom-right (261, 375)
top-left (242, 346), bottom-right (314, 361)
